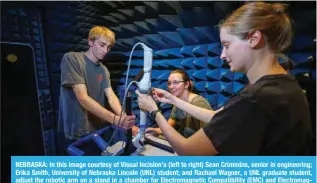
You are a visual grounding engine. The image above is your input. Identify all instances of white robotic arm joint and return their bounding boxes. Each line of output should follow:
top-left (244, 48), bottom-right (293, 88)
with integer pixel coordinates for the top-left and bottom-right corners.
top-left (131, 43), bottom-right (153, 150)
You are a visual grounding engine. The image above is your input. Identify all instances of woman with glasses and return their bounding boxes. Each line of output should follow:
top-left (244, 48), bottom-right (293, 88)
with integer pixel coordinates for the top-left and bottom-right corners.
top-left (136, 2), bottom-right (312, 155)
top-left (133, 69), bottom-right (213, 138)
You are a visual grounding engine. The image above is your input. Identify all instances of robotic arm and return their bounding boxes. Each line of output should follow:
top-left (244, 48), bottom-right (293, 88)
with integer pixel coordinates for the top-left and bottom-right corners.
top-left (132, 43), bottom-right (153, 150)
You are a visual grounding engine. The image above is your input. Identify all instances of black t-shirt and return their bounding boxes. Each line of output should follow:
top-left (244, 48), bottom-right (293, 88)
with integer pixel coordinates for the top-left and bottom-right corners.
top-left (203, 74), bottom-right (312, 155)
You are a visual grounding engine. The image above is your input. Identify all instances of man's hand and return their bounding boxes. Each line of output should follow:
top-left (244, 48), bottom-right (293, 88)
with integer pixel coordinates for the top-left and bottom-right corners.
top-left (114, 114), bottom-right (136, 130)
top-left (132, 125), bottom-right (139, 136)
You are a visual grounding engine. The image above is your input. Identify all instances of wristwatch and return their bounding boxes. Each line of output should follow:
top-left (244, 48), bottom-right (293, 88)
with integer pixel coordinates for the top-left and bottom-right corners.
top-left (150, 109), bottom-right (161, 121)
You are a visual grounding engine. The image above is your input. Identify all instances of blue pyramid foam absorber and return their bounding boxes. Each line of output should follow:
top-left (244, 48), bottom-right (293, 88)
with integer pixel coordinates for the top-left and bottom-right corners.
top-left (179, 10), bottom-right (197, 28)
top-left (153, 60), bottom-right (169, 69)
top-left (124, 68), bottom-right (141, 76)
top-left (124, 50), bottom-right (144, 58)
top-left (291, 35), bottom-right (315, 51)
top-left (121, 38), bottom-right (137, 47)
top-left (134, 21), bottom-right (151, 32)
top-left (110, 13), bottom-right (127, 21)
top-left (135, 6), bottom-right (146, 14)
top-left (159, 15), bottom-right (184, 29)
top-left (60, 22), bottom-right (73, 29)
top-left (113, 39), bottom-right (127, 48)
top-left (121, 24), bottom-right (138, 33)
top-left (290, 68), bottom-right (309, 76)
top-left (128, 59), bottom-right (143, 67)
top-left (103, 1), bottom-right (118, 9)
top-left (120, 77), bottom-right (133, 84)
top-left (158, 83), bottom-right (169, 91)
top-left (205, 94), bottom-right (218, 106)
top-left (194, 26), bottom-right (218, 43)
top-left (207, 56), bottom-right (223, 68)
top-left (193, 7), bottom-right (214, 25)
top-left (217, 94), bottom-right (229, 107)
top-left (33, 43), bottom-right (41, 50)
top-left (144, 34), bottom-right (169, 48)
top-left (207, 69), bottom-right (221, 81)
top-left (146, 19), bottom-right (162, 31)
top-left (278, 56), bottom-right (287, 65)
top-left (169, 48), bottom-right (184, 58)
top-left (157, 71), bottom-right (171, 81)
top-left (221, 69), bottom-right (233, 81)
top-left (208, 43), bottom-right (222, 56)
top-left (32, 36), bottom-right (41, 43)
top-left (181, 57), bottom-right (195, 69)
top-left (220, 68), bottom-right (231, 78)
top-left (220, 82), bottom-right (233, 95)
top-left (158, 31), bottom-right (184, 47)
top-left (113, 44), bottom-right (127, 51)
top-left (193, 57), bottom-right (207, 69)
top-left (50, 43), bottom-right (61, 51)
top-left (167, 59), bottom-right (183, 69)
top-left (133, 36), bottom-right (148, 44)
top-left (103, 16), bottom-right (119, 24)
top-left (181, 45), bottom-right (195, 57)
top-left (151, 80), bottom-right (161, 88)
top-left (178, 28), bottom-right (199, 45)
top-left (186, 69), bottom-right (196, 81)
top-left (152, 60), bottom-right (160, 68)
top-left (144, 2), bottom-right (159, 11)
top-left (134, 36), bottom-right (156, 49)
top-left (118, 9), bottom-right (134, 17)
top-left (152, 70), bottom-right (169, 79)
top-left (194, 81), bottom-right (206, 92)
top-left (198, 91), bottom-right (206, 98)
top-left (233, 72), bottom-right (245, 81)
top-left (162, 111), bottom-right (171, 120)
top-left (220, 81), bottom-right (232, 93)
top-left (289, 52), bottom-right (315, 65)
top-left (193, 69), bottom-right (207, 80)
top-left (206, 81), bottom-right (221, 93)
top-left (232, 81), bottom-right (245, 93)
top-left (193, 45), bottom-right (208, 56)
top-left (160, 103), bottom-right (173, 110)
top-left (156, 49), bottom-right (169, 57)
top-left (38, 78), bottom-right (48, 88)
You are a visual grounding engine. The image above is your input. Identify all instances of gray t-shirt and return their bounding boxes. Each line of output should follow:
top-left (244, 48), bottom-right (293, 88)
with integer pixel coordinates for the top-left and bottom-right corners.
top-left (170, 95), bottom-right (212, 137)
top-left (58, 52), bottom-right (111, 140)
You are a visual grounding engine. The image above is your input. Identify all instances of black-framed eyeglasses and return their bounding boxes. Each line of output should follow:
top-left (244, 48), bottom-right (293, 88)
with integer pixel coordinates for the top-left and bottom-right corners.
top-left (167, 80), bottom-right (185, 86)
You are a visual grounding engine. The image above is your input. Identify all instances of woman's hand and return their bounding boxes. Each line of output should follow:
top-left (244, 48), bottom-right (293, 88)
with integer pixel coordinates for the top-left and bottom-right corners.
top-left (135, 90), bottom-right (158, 112)
top-left (146, 127), bottom-right (162, 135)
top-left (151, 88), bottom-right (176, 104)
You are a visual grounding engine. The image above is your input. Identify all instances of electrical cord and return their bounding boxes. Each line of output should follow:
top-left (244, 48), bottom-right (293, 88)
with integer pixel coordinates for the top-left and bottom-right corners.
top-left (106, 80), bottom-right (137, 150)
top-left (106, 42), bottom-right (145, 151)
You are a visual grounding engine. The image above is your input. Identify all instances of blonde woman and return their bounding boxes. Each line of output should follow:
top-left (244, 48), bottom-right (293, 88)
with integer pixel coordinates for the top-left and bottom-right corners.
top-left (137, 2), bottom-right (312, 155)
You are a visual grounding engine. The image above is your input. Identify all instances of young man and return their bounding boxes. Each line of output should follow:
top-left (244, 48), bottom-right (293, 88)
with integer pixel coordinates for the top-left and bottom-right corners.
top-left (58, 26), bottom-right (135, 155)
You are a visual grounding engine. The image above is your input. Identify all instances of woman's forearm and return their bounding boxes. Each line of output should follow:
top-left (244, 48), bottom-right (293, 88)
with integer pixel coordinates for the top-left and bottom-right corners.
top-left (171, 97), bottom-right (217, 123)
